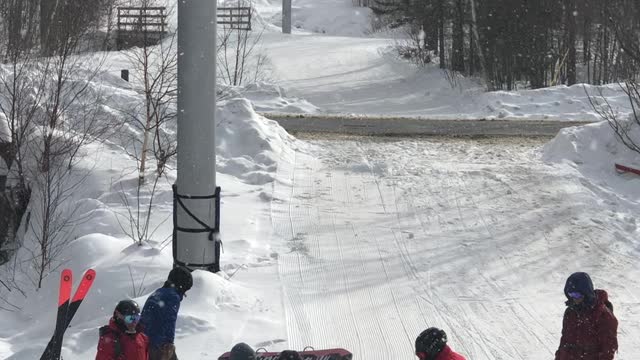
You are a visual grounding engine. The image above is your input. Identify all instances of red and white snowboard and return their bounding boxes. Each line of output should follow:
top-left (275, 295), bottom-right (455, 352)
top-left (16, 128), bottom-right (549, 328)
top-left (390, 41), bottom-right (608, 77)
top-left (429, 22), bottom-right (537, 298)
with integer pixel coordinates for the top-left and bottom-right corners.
top-left (218, 348), bottom-right (352, 360)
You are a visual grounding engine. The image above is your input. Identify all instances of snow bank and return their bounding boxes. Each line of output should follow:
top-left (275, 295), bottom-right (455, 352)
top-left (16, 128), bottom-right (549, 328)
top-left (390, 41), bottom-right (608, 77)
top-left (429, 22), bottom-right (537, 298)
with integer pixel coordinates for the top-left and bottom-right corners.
top-left (480, 83), bottom-right (631, 121)
top-left (239, 82), bottom-right (321, 113)
top-left (290, 0), bottom-right (372, 36)
top-left (0, 35), bottom-right (301, 358)
top-left (543, 117), bottom-right (640, 202)
top-left (216, 98), bottom-right (300, 184)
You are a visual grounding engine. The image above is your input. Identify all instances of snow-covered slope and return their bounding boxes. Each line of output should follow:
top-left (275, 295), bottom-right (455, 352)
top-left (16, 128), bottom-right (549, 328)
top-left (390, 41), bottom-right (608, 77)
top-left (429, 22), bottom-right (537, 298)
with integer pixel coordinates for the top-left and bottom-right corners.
top-left (272, 135), bottom-right (640, 359)
top-left (544, 116), bottom-right (640, 204)
top-left (0, 68), bottom-right (301, 358)
top-left (240, 1), bottom-right (631, 120)
top-left (1, 0), bottom-right (639, 359)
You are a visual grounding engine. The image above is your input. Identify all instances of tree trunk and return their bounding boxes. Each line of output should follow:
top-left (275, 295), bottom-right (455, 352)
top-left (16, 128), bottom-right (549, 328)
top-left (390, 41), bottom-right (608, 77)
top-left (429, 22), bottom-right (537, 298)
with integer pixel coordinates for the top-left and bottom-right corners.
top-left (451, 0), bottom-right (465, 72)
top-left (140, 50), bottom-right (152, 185)
top-left (583, 11), bottom-right (591, 83)
top-left (438, 0), bottom-right (445, 69)
top-left (566, 0), bottom-right (577, 85)
top-left (469, 22), bottom-right (475, 75)
top-left (40, 0), bottom-right (58, 55)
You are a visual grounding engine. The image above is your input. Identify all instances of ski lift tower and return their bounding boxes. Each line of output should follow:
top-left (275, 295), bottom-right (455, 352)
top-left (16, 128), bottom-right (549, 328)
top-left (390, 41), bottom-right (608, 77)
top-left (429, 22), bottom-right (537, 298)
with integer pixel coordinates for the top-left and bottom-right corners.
top-left (173, 0), bottom-right (221, 272)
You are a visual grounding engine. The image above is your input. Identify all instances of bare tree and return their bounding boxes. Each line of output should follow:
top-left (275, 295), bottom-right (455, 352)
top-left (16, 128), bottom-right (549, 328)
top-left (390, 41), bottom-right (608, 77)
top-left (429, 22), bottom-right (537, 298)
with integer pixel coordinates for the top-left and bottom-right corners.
top-left (0, 1), bottom-right (42, 266)
top-left (588, 83), bottom-right (640, 156)
top-left (587, 1), bottom-right (640, 155)
top-left (217, 1), bottom-right (270, 86)
top-left (115, 172), bottom-right (171, 247)
top-left (128, 265), bottom-right (147, 298)
top-left (26, 49), bottom-right (111, 288)
top-left (371, 0), bottom-right (640, 89)
top-left (40, 0), bottom-right (117, 55)
top-left (0, 59), bottom-right (39, 266)
top-left (26, 144), bottom-right (91, 289)
top-left (116, 0), bottom-right (177, 246)
top-left (1, 3), bottom-right (112, 288)
top-left (0, 0), bottom-right (38, 59)
top-left (393, 26), bottom-right (432, 67)
top-left (123, 34), bottom-right (177, 186)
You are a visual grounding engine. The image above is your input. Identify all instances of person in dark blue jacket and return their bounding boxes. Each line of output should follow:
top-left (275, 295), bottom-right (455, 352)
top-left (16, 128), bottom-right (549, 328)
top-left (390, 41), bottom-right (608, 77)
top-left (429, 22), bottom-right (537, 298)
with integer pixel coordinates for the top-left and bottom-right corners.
top-left (140, 266), bottom-right (193, 360)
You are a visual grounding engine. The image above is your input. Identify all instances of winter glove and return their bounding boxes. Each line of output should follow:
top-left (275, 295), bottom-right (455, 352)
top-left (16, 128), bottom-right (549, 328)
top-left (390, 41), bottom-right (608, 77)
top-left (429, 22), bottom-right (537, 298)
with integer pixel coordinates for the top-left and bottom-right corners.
top-left (159, 343), bottom-right (176, 360)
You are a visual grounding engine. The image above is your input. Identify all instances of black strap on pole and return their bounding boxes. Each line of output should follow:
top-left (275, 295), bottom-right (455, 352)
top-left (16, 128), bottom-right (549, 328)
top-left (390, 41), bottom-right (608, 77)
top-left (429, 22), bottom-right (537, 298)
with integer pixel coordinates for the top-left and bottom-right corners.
top-left (172, 184), bottom-right (222, 272)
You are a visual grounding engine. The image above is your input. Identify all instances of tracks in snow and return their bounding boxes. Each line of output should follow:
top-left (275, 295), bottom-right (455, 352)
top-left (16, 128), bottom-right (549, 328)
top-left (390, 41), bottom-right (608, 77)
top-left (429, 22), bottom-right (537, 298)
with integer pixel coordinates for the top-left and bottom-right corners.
top-left (271, 136), bottom-right (640, 359)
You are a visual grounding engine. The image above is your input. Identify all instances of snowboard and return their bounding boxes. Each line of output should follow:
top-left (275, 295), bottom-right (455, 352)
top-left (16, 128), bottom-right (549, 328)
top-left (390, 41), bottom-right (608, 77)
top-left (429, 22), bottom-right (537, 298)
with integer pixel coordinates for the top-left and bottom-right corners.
top-left (218, 348), bottom-right (352, 360)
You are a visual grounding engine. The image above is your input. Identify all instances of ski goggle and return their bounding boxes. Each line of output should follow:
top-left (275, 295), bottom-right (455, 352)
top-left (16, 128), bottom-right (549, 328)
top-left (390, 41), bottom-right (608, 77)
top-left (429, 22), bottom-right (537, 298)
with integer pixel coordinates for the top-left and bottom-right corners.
top-left (568, 291), bottom-right (583, 299)
top-left (123, 314), bottom-right (141, 324)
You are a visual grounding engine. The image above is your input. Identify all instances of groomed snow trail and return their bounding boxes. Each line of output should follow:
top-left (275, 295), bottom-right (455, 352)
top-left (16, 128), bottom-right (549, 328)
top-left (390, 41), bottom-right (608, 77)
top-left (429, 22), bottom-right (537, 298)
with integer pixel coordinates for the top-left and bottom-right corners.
top-left (271, 136), bottom-right (640, 359)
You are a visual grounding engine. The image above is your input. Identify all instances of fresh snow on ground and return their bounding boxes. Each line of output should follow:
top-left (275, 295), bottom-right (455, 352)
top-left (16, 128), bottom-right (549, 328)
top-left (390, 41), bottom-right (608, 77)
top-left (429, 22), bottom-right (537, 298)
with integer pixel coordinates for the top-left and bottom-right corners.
top-left (1, 0), bottom-right (639, 359)
top-left (544, 117), bottom-right (640, 203)
top-left (273, 135), bottom-right (640, 359)
top-left (257, 32), bottom-right (633, 120)
top-left (240, 1), bottom-right (632, 121)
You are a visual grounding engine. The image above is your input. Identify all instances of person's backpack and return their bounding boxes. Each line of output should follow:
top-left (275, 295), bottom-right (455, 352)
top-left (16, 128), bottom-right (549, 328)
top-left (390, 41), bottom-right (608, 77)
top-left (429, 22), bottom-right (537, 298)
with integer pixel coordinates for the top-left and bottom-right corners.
top-left (605, 299), bottom-right (614, 313)
top-left (99, 326), bottom-right (122, 358)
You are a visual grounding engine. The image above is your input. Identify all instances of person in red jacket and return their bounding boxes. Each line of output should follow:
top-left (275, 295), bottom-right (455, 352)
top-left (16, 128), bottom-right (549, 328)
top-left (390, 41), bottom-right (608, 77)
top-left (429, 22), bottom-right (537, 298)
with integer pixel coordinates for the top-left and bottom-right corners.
top-left (415, 327), bottom-right (466, 360)
top-left (96, 299), bottom-right (149, 360)
top-left (555, 272), bottom-right (618, 360)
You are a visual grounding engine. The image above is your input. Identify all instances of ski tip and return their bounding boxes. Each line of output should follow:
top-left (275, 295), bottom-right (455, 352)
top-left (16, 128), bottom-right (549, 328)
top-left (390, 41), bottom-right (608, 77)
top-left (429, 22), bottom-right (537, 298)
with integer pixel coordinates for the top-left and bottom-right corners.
top-left (70, 269), bottom-right (96, 302)
top-left (58, 269), bottom-right (73, 306)
top-left (84, 269), bottom-right (96, 281)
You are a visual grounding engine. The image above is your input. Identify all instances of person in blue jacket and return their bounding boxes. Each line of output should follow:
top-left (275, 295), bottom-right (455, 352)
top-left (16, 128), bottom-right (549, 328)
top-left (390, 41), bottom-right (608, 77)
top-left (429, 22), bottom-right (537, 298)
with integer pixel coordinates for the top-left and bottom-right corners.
top-left (140, 266), bottom-right (193, 360)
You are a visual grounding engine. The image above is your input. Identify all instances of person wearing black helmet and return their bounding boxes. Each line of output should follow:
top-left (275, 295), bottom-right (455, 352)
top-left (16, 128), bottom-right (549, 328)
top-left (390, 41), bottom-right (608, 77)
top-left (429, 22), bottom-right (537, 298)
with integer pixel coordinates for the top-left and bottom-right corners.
top-left (96, 299), bottom-right (149, 360)
top-left (415, 327), bottom-right (466, 360)
top-left (229, 342), bottom-right (256, 360)
top-left (140, 266), bottom-right (193, 360)
top-left (277, 350), bottom-right (302, 360)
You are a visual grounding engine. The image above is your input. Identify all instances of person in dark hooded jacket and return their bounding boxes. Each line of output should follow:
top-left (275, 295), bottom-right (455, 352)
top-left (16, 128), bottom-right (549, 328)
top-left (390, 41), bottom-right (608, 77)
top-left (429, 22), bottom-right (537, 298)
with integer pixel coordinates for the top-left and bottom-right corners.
top-left (140, 266), bottom-right (193, 360)
top-left (555, 272), bottom-right (618, 360)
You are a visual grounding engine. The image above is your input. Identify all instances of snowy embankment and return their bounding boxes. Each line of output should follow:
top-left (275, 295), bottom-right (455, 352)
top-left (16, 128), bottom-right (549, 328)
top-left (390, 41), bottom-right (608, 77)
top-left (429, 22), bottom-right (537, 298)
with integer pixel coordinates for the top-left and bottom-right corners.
top-left (544, 116), bottom-right (640, 209)
top-left (0, 61), bottom-right (302, 358)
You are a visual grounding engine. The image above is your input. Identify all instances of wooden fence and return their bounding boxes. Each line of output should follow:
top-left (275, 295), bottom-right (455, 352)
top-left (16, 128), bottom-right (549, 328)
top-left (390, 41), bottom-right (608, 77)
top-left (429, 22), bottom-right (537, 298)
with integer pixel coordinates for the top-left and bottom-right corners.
top-left (218, 6), bottom-right (252, 31)
top-left (117, 7), bottom-right (168, 50)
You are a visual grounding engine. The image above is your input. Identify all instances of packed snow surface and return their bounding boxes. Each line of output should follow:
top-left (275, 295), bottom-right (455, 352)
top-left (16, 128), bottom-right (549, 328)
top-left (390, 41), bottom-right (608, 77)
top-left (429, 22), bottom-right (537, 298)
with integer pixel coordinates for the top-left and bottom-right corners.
top-left (1, 0), bottom-right (639, 359)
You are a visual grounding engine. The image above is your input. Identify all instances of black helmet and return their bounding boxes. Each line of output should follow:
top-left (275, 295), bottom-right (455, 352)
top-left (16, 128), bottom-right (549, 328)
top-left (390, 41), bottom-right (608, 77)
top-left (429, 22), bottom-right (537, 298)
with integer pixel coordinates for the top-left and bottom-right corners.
top-left (114, 299), bottom-right (141, 330)
top-left (230, 342), bottom-right (255, 360)
top-left (115, 299), bottom-right (140, 316)
top-left (167, 266), bottom-right (193, 293)
top-left (278, 350), bottom-right (302, 360)
top-left (415, 327), bottom-right (447, 356)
